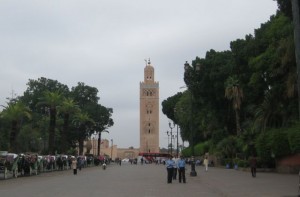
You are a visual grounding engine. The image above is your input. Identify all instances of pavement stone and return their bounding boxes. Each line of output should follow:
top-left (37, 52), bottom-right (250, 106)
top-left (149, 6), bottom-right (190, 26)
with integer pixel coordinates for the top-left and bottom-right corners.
top-left (0, 163), bottom-right (299, 197)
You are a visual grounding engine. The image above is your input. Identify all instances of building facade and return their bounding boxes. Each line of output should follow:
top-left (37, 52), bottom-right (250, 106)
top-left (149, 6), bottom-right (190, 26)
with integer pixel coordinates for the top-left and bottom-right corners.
top-left (139, 60), bottom-right (160, 153)
top-left (82, 139), bottom-right (139, 160)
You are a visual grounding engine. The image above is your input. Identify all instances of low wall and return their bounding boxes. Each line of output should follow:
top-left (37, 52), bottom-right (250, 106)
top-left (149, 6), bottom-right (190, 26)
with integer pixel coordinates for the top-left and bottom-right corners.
top-left (276, 154), bottom-right (300, 174)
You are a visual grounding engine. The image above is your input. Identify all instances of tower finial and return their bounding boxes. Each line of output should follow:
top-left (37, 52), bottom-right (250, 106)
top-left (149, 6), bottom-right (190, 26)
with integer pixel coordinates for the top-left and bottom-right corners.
top-left (148, 58), bottom-right (151, 65)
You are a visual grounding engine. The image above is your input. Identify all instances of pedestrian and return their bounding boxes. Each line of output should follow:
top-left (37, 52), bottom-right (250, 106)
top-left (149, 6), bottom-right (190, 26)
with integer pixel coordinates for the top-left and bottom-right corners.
top-left (79, 157), bottom-right (84, 170)
top-left (77, 157), bottom-right (82, 171)
top-left (165, 156), bottom-right (175, 183)
top-left (71, 157), bottom-right (77, 175)
top-left (249, 156), bottom-right (257, 177)
top-left (172, 156), bottom-right (179, 180)
top-left (204, 156), bottom-right (209, 171)
top-left (177, 156), bottom-right (186, 183)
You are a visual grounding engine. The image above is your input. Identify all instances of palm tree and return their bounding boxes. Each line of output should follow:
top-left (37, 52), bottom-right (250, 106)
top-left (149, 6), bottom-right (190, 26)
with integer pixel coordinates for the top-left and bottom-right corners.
top-left (225, 76), bottom-right (244, 135)
top-left (254, 92), bottom-right (272, 132)
top-left (57, 98), bottom-right (80, 153)
top-left (72, 112), bottom-right (94, 155)
top-left (95, 127), bottom-right (109, 156)
top-left (0, 101), bottom-right (31, 152)
top-left (291, 0), bottom-right (300, 120)
top-left (37, 91), bottom-right (63, 154)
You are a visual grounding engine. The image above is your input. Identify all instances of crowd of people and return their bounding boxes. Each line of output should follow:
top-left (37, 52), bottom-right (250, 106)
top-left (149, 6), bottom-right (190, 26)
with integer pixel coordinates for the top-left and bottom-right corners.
top-left (163, 154), bottom-right (257, 184)
top-left (165, 155), bottom-right (186, 183)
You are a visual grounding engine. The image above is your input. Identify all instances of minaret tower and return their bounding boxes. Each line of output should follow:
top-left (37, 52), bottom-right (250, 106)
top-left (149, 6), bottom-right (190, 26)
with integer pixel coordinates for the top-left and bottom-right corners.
top-left (140, 59), bottom-right (159, 153)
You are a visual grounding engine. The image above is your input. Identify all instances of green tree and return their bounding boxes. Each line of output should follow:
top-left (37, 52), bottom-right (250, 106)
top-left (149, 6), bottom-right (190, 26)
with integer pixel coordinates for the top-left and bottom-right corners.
top-left (225, 76), bottom-right (244, 135)
top-left (0, 101), bottom-right (31, 152)
top-left (71, 82), bottom-right (99, 110)
top-left (37, 91), bottom-right (63, 154)
top-left (70, 83), bottom-right (113, 155)
top-left (87, 103), bottom-right (114, 155)
top-left (162, 92), bottom-right (183, 124)
top-left (276, 0), bottom-right (292, 19)
top-left (57, 98), bottom-right (80, 153)
top-left (21, 77), bottom-right (69, 111)
top-left (72, 112), bottom-right (94, 155)
top-left (174, 91), bottom-right (192, 142)
top-left (291, 0), bottom-right (300, 120)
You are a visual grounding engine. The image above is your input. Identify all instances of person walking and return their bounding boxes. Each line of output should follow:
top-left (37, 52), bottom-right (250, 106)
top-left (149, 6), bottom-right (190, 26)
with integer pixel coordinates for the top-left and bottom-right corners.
top-left (172, 156), bottom-right (179, 180)
top-left (165, 156), bottom-right (175, 183)
top-left (71, 157), bottom-right (77, 175)
top-left (250, 156), bottom-right (257, 177)
top-left (203, 156), bottom-right (209, 171)
top-left (177, 156), bottom-right (186, 183)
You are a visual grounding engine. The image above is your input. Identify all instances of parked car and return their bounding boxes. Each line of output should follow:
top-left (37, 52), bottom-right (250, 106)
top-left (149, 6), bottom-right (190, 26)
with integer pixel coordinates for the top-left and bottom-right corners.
top-left (121, 158), bottom-right (129, 162)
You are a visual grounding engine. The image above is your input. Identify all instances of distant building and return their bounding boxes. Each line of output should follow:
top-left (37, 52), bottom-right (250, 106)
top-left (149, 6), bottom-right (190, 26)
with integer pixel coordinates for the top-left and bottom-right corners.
top-left (81, 139), bottom-right (138, 160)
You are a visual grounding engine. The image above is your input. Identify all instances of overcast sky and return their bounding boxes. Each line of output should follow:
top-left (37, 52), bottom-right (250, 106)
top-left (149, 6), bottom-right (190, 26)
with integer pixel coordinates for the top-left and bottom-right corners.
top-left (0, 0), bottom-right (278, 149)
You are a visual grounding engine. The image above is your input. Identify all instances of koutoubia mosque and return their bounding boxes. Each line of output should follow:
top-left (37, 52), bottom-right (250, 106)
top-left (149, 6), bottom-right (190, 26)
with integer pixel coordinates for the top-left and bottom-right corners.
top-left (139, 59), bottom-right (159, 153)
top-left (83, 60), bottom-right (160, 159)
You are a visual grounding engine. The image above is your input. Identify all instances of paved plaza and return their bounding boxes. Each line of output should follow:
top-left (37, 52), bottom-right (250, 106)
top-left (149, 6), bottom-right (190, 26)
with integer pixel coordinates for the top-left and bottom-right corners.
top-left (0, 163), bottom-right (299, 197)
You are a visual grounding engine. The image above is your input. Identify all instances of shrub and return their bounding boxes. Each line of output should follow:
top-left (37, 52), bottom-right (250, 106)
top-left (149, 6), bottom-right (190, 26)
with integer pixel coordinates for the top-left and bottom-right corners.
top-left (216, 136), bottom-right (240, 159)
top-left (181, 146), bottom-right (191, 157)
top-left (287, 122), bottom-right (300, 153)
top-left (237, 159), bottom-right (248, 168)
top-left (194, 141), bottom-right (210, 156)
top-left (255, 132), bottom-right (272, 166)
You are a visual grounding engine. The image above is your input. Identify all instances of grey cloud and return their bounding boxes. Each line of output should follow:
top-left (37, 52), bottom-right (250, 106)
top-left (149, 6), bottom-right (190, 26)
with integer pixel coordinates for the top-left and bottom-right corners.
top-left (0, 0), bottom-right (278, 148)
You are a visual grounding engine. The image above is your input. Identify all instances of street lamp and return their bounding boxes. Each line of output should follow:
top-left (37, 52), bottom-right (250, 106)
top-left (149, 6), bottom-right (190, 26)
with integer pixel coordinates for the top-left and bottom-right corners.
top-left (110, 139), bottom-right (113, 161)
top-left (184, 61), bottom-right (201, 177)
top-left (98, 132), bottom-right (101, 156)
top-left (169, 122), bottom-right (175, 156)
top-left (176, 125), bottom-right (179, 157)
top-left (166, 131), bottom-right (170, 154)
top-left (92, 137), bottom-right (95, 155)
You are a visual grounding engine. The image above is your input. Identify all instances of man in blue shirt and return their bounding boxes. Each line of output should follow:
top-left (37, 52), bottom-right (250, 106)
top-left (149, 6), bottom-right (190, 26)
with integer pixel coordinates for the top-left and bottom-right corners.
top-left (165, 156), bottom-right (175, 183)
top-left (177, 156), bottom-right (186, 183)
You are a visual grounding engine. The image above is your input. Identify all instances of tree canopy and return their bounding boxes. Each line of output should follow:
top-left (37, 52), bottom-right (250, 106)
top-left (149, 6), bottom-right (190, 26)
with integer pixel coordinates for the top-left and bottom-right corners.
top-left (0, 77), bottom-right (113, 155)
top-left (162, 7), bottom-right (300, 165)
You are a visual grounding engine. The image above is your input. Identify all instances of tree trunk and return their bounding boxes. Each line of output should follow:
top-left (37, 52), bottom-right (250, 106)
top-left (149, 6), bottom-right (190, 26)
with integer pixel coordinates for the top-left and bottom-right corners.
top-left (97, 132), bottom-right (101, 156)
top-left (9, 121), bottom-right (18, 152)
top-left (49, 108), bottom-right (56, 154)
top-left (291, 0), bottom-right (300, 120)
top-left (61, 113), bottom-right (69, 153)
top-left (79, 138), bottom-right (84, 155)
top-left (235, 109), bottom-right (241, 135)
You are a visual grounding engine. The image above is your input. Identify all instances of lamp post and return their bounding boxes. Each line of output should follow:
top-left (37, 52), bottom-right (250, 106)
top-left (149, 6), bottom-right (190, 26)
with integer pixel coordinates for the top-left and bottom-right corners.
top-left (184, 61), bottom-right (201, 177)
top-left (166, 131), bottom-right (170, 154)
top-left (169, 122), bottom-right (175, 156)
top-left (173, 107), bottom-right (180, 158)
top-left (111, 139), bottom-right (113, 161)
top-left (92, 137), bottom-right (94, 155)
top-left (98, 132), bottom-right (101, 156)
top-left (176, 125), bottom-right (179, 157)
